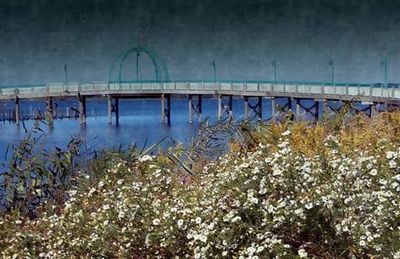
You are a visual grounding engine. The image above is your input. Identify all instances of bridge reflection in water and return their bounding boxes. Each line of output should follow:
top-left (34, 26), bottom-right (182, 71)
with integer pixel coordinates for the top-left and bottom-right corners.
top-left (0, 80), bottom-right (398, 126)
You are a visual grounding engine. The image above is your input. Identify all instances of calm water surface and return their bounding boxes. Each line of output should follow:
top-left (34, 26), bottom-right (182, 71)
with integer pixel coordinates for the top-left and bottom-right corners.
top-left (0, 97), bottom-right (267, 160)
top-left (0, 97), bottom-right (329, 162)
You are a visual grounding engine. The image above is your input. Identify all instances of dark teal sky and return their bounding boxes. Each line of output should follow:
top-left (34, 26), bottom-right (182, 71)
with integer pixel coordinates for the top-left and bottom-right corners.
top-left (0, 0), bottom-right (400, 84)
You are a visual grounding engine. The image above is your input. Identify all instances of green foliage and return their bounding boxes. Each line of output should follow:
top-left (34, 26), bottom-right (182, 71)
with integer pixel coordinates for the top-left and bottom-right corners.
top-left (1, 125), bottom-right (83, 215)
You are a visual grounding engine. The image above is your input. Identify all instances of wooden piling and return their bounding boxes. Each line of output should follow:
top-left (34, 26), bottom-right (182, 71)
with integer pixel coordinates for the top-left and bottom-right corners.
top-left (78, 94), bottom-right (86, 125)
top-left (46, 97), bottom-right (54, 125)
top-left (188, 95), bottom-right (193, 124)
top-left (108, 95), bottom-right (112, 125)
top-left (15, 97), bottom-right (20, 126)
top-left (244, 96), bottom-right (249, 119)
top-left (115, 97), bottom-right (119, 126)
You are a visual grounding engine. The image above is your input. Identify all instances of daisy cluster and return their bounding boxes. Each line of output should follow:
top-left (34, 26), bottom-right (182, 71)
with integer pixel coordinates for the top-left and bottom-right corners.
top-left (1, 124), bottom-right (400, 257)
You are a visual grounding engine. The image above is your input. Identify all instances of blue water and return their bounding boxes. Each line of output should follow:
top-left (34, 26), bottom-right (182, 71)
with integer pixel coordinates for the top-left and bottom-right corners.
top-left (0, 96), bottom-right (330, 162)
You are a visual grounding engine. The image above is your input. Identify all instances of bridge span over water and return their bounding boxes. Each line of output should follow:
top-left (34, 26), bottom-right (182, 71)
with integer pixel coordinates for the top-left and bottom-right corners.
top-left (0, 80), bottom-right (399, 126)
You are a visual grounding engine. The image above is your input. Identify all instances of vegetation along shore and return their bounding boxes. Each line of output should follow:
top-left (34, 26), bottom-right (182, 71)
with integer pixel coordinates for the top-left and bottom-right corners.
top-left (1, 111), bottom-right (400, 258)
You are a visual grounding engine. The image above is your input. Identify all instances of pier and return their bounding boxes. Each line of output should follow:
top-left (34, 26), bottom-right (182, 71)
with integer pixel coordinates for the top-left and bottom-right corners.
top-left (0, 80), bottom-right (399, 125)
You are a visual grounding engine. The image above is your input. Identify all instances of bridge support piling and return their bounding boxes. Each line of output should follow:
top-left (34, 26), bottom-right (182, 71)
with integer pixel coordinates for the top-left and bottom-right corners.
top-left (188, 95), bottom-right (202, 124)
top-left (161, 94), bottom-right (171, 125)
top-left (244, 97), bottom-right (249, 119)
top-left (271, 97), bottom-right (276, 122)
top-left (198, 95), bottom-right (202, 122)
top-left (107, 95), bottom-right (120, 125)
top-left (161, 95), bottom-right (165, 123)
top-left (115, 98), bottom-right (119, 126)
top-left (296, 99), bottom-right (301, 120)
top-left (108, 95), bottom-right (112, 124)
top-left (188, 96), bottom-right (193, 123)
top-left (370, 103), bottom-right (378, 118)
top-left (315, 100), bottom-right (320, 121)
top-left (217, 95), bottom-right (233, 120)
top-left (46, 97), bottom-right (54, 125)
top-left (78, 94), bottom-right (86, 125)
top-left (244, 96), bottom-right (262, 121)
top-left (217, 95), bottom-right (222, 119)
top-left (287, 97), bottom-right (293, 115)
top-left (322, 99), bottom-right (328, 118)
top-left (15, 96), bottom-right (20, 126)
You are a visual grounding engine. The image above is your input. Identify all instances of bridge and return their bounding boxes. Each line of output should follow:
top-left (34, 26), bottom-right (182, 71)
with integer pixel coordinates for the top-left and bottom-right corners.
top-left (0, 80), bottom-right (398, 126)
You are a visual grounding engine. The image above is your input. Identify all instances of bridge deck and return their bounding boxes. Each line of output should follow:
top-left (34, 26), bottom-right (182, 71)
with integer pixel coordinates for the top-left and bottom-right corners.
top-left (0, 81), bottom-right (398, 103)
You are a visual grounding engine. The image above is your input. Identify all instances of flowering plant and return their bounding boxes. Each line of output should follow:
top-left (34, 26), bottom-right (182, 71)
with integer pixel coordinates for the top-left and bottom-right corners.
top-left (1, 113), bottom-right (400, 258)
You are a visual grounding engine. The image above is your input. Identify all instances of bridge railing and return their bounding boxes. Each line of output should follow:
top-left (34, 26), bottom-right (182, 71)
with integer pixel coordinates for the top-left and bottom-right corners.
top-left (0, 81), bottom-right (399, 100)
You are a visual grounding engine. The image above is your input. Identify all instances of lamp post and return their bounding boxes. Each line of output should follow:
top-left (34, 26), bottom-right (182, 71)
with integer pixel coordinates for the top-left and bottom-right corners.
top-left (64, 64), bottom-right (68, 87)
top-left (271, 60), bottom-right (277, 83)
top-left (136, 50), bottom-right (140, 81)
top-left (212, 60), bottom-right (216, 82)
top-left (329, 60), bottom-right (335, 85)
top-left (381, 58), bottom-right (388, 86)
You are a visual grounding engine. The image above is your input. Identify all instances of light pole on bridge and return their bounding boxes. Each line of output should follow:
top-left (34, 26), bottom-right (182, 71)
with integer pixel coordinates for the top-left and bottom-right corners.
top-left (136, 50), bottom-right (140, 81)
top-left (212, 60), bottom-right (216, 82)
top-left (271, 60), bottom-right (277, 83)
top-left (64, 64), bottom-right (68, 87)
top-left (329, 60), bottom-right (335, 85)
top-left (381, 58), bottom-right (388, 86)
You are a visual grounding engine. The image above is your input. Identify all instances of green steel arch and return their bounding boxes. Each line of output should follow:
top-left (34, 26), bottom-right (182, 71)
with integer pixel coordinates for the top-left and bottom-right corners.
top-left (108, 46), bottom-right (169, 82)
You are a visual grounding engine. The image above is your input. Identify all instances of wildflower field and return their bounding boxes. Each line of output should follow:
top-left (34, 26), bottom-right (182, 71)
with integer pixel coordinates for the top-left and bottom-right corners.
top-left (1, 112), bottom-right (400, 258)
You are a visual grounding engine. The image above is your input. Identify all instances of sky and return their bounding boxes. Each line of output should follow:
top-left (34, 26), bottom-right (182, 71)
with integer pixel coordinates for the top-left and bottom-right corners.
top-left (0, 0), bottom-right (400, 85)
